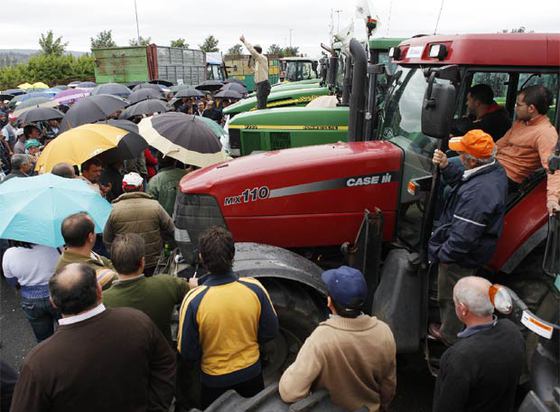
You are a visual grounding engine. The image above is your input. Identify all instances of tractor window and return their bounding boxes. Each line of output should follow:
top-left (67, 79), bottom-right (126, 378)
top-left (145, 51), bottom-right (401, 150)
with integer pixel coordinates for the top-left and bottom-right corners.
top-left (471, 72), bottom-right (510, 106)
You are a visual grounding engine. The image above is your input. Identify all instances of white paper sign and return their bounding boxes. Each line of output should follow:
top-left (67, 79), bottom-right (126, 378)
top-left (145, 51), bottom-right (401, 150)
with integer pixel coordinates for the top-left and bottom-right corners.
top-left (521, 310), bottom-right (554, 339)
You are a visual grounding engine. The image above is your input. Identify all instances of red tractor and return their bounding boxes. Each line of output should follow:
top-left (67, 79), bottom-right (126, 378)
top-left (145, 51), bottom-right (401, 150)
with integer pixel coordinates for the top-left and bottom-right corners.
top-left (175, 33), bottom-right (560, 406)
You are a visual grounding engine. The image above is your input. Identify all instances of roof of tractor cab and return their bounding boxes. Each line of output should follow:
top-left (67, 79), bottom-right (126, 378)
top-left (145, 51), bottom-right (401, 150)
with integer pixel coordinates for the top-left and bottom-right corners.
top-left (393, 33), bottom-right (560, 67)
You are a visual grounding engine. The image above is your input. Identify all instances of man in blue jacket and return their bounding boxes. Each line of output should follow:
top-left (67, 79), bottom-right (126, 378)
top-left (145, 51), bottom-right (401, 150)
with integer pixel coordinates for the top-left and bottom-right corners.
top-left (429, 129), bottom-right (508, 345)
top-left (177, 226), bottom-right (278, 408)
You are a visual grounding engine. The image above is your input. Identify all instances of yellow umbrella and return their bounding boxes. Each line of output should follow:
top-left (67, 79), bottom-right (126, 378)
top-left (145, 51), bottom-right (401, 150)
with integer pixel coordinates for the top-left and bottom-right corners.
top-left (18, 82), bottom-right (33, 89)
top-left (31, 82), bottom-right (49, 89)
top-left (35, 124), bottom-right (127, 173)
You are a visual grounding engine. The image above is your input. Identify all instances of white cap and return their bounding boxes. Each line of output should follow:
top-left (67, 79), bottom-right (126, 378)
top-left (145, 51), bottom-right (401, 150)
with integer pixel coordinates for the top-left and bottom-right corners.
top-left (15, 128), bottom-right (24, 136)
top-left (122, 172), bottom-right (143, 187)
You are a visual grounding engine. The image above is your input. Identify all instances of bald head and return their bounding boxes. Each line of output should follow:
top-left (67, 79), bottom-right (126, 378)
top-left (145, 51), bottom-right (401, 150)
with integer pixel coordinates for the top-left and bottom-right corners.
top-left (454, 276), bottom-right (494, 317)
top-left (49, 263), bottom-right (99, 315)
top-left (52, 162), bottom-right (76, 178)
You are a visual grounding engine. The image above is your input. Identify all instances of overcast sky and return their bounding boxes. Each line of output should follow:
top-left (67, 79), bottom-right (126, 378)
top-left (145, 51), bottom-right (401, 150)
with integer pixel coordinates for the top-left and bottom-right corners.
top-left (2, 0), bottom-right (559, 56)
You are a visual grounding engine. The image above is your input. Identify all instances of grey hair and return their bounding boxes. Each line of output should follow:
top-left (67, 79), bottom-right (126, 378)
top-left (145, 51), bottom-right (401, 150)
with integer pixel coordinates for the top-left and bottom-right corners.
top-left (463, 145), bottom-right (497, 166)
top-left (454, 277), bottom-right (494, 316)
top-left (11, 154), bottom-right (31, 170)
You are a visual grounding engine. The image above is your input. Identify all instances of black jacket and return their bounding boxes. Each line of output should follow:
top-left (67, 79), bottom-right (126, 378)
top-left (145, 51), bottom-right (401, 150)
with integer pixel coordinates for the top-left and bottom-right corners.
top-left (433, 319), bottom-right (525, 412)
top-left (429, 160), bottom-right (508, 268)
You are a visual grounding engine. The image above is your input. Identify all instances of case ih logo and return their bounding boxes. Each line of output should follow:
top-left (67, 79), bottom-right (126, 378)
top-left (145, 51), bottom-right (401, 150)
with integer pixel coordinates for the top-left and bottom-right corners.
top-left (223, 171), bottom-right (399, 207)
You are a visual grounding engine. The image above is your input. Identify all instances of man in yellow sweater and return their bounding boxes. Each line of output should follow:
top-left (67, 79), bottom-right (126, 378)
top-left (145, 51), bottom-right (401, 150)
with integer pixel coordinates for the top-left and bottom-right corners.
top-left (279, 266), bottom-right (397, 412)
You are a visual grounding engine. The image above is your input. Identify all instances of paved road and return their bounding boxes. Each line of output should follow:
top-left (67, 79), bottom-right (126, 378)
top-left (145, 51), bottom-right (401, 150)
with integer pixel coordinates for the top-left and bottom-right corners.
top-left (0, 275), bottom-right (435, 411)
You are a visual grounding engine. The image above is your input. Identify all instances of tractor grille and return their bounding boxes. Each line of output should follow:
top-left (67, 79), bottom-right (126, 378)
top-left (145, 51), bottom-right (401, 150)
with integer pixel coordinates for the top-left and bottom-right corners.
top-left (229, 128), bottom-right (241, 149)
top-left (174, 193), bottom-right (226, 263)
top-left (270, 132), bottom-right (291, 150)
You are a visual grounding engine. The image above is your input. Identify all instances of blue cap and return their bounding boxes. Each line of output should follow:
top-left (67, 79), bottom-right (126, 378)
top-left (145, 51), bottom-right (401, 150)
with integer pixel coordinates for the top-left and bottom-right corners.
top-left (321, 265), bottom-right (367, 308)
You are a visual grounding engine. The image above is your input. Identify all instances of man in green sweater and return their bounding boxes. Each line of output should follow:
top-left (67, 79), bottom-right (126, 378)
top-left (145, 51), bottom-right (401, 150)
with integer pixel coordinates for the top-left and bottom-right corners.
top-left (279, 266), bottom-right (397, 412)
top-left (147, 154), bottom-right (188, 217)
top-left (102, 233), bottom-right (189, 344)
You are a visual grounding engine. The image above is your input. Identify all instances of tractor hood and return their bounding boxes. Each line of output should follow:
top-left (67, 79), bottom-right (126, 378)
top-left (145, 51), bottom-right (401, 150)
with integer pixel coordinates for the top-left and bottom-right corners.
top-left (224, 86), bottom-right (329, 115)
top-left (179, 141), bottom-right (402, 248)
top-left (229, 106), bottom-right (349, 128)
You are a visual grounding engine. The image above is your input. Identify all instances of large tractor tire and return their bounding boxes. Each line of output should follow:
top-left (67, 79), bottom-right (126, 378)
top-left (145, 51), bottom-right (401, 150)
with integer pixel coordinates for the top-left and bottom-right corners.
top-left (259, 278), bottom-right (327, 383)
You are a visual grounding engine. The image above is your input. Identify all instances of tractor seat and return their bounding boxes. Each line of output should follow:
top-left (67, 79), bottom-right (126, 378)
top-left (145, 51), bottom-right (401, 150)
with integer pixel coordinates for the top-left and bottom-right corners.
top-left (506, 168), bottom-right (546, 210)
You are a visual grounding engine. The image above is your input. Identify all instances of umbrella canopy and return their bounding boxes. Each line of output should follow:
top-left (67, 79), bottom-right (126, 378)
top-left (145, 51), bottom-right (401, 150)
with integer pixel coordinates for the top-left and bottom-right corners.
top-left (195, 80), bottom-right (224, 91)
top-left (59, 94), bottom-right (128, 132)
top-left (4, 89), bottom-right (27, 96)
top-left (53, 88), bottom-right (91, 105)
top-left (0, 94), bottom-right (15, 101)
top-left (17, 107), bottom-right (64, 124)
top-left (138, 112), bottom-right (228, 168)
top-left (0, 174), bottom-right (112, 247)
top-left (175, 88), bottom-right (204, 99)
top-left (9, 92), bottom-right (54, 107)
top-left (214, 89), bottom-right (243, 100)
top-left (132, 83), bottom-right (162, 93)
top-left (128, 89), bottom-right (163, 105)
top-left (170, 84), bottom-right (196, 93)
top-left (17, 83), bottom-right (33, 90)
top-left (77, 81), bottom-right (96, 88)
top-left (220, 82), bottom-right (247, 93)
top-left (67, 81), bottom-right (81, 88)
top-left (31, 82), bottom-right (49, 89)
top-left (36, 123), bottom-right (147, 173)
top-left (91, 83), bottom-right (131, 98)
top-left (150, 79), bottom-right (173, 87)
top-left (121, 99), bottom-right (169, 119)
top-left (11, 97), bottom-right (55, 114)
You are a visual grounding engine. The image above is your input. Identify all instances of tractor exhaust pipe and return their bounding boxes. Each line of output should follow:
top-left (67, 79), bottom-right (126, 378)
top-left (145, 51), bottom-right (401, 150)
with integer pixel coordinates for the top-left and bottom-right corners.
top-left (348, 39), bottom-right (368, 142)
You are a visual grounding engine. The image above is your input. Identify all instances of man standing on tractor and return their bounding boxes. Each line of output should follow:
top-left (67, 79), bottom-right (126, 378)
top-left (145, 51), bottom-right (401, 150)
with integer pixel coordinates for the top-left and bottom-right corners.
top-left (240, 34), bottom-right (270, 110)
top-left (429, 130), bottom-right (508, 345)
top-left (495, 85), bottom-right (560, 215)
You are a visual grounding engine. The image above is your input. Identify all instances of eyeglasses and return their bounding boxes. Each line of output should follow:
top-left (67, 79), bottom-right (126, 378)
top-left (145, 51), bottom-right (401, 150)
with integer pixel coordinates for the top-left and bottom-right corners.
top-left (515, 102), bottom-right (527, 107)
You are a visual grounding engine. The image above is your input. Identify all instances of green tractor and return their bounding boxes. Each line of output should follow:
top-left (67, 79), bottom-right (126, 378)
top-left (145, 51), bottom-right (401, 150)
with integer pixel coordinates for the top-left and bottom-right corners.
top-left (225, 37), bottom-right (405, 157)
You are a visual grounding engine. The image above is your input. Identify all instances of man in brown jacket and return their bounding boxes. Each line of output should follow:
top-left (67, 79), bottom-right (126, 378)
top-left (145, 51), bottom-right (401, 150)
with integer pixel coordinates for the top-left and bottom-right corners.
top-left (10, 263), bottom-right (176, 412)
top-left (103, 172), bottom-right (175, 275)
top-left (279, 266), bottom-right (397, 412)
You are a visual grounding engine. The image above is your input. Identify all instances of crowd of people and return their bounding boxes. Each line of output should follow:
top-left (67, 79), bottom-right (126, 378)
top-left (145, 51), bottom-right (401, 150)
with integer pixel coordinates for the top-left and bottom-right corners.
top-left (0, 74), bottom-right (558, 411)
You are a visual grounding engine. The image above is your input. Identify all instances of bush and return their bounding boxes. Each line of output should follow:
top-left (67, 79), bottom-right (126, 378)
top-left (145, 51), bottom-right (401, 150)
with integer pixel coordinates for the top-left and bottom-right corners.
top-left (0, 54), bottom-right (95, 89)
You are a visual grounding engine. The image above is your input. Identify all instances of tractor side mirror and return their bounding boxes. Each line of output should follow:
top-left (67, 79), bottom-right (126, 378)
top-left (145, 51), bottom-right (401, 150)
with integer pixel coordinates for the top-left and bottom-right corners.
top-left (421, 73), bottom-right (456, 140)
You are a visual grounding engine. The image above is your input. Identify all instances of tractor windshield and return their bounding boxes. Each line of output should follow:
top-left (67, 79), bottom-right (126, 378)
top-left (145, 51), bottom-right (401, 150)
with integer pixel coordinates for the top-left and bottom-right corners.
top-left (285, 61), bottom-right (318, 81)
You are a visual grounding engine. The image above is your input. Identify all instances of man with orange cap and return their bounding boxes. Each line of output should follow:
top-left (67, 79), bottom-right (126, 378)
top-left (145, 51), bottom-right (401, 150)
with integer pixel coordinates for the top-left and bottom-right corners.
top-left (428, 129), bottom-right (508, 345)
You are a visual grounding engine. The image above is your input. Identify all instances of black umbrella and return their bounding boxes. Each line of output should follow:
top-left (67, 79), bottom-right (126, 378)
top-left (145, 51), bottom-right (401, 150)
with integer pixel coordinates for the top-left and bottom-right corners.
top-left (175, 88), bottom-right (204, 99)
top-left (195, 80), bottom-right (224, 91)
top-left (17, 107), bottom-right (64, 124)
top-left (220, 82), bottom-right (247, 93)
top-left (170, 84), bottom-right (195, 93)
top-left (91, 83), bottom-right (131, 98)
top-left (138, 112), bottom-right (227, 167)
top-left (214, 89), bottom-right (243, 100)
top-left (59, 94), bottom-right (128, 132)
top-left (132, 83), bottom-right (162, 93)
top-left (3, 89), bottom-right (27, 96)
top-left (150, 79), bottom-right (173, 87)
top-left (128, 89), bottom-right (163, 105)
top-left (77, 81), bottom-right (96, 88)
top-left (0, 94), bottom-right (15, 101)
top-left (121, 99), bottom-right (169, 119)
top-left (94, 119), bottom-right (149, 163)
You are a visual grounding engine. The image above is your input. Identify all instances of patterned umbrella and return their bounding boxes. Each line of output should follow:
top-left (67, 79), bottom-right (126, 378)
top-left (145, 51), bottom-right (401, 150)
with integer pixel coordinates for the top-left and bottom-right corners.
top-left (138, 112), bottom-right (228, 168)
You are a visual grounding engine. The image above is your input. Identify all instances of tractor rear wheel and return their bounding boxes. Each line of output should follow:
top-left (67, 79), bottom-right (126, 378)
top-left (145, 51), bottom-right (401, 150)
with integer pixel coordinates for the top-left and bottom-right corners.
top-left (259, 278), bottom-right (327, 383)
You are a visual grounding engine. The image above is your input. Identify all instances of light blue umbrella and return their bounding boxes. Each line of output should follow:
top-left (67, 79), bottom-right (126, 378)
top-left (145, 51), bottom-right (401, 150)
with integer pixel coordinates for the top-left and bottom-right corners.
top-left (0, 174), bottom-right (112, 247)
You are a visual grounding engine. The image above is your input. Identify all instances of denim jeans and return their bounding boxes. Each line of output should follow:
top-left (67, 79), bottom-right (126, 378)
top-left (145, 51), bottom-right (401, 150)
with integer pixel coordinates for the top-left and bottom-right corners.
top-left (20, 297), bottom-right (60, 342)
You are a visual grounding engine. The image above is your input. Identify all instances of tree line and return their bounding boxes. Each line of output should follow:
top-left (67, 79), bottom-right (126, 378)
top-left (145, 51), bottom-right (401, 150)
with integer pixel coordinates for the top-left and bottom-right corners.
top-left (0, 30), bottom-right (302, 89)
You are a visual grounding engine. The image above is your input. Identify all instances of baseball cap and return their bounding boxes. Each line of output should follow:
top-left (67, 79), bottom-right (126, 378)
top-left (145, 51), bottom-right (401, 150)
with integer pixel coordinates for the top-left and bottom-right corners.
top-left (448, 129), bottom-right (495, 159)
top-left (24, 139), bottom-right (42, 150)
top-left (122, 172), bottom-right (143, 188)
top-left (321, 265), bottom-right (367, 309)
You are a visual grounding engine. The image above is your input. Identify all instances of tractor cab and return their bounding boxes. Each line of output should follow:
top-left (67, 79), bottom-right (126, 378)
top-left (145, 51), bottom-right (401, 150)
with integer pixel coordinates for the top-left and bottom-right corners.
top-left (279, 57), bottom-right (319, 82)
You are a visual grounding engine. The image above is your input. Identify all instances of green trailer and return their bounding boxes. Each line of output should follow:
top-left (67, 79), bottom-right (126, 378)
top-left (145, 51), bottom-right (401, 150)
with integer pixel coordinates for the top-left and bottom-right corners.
top-left (92, 45), bottom-right (211, 85)
top-left (224, 37), bottom-right (406, 156)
